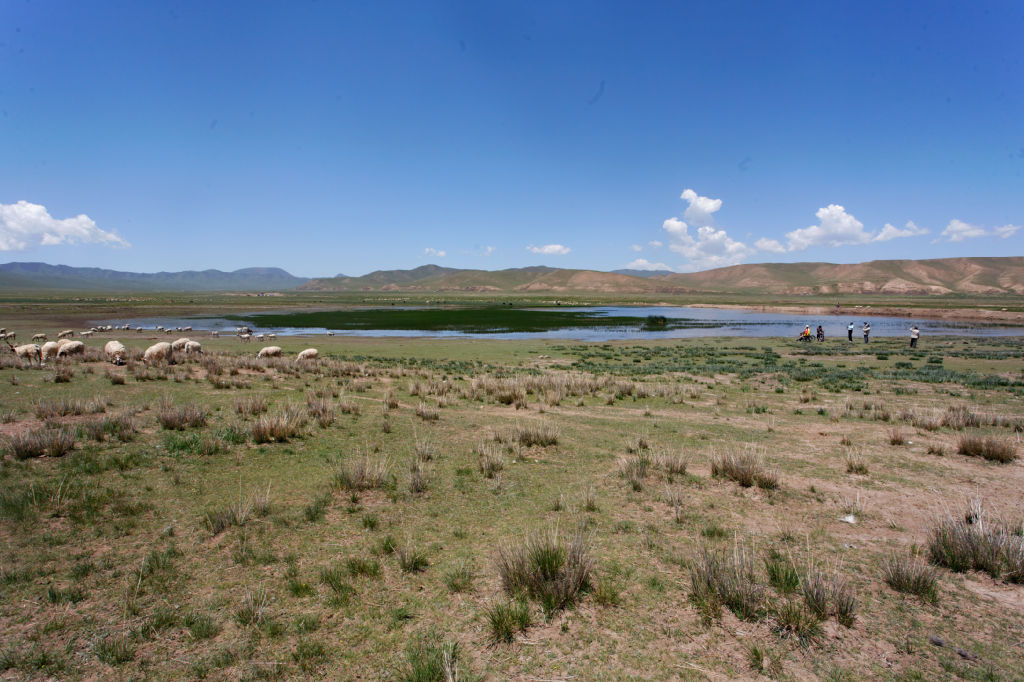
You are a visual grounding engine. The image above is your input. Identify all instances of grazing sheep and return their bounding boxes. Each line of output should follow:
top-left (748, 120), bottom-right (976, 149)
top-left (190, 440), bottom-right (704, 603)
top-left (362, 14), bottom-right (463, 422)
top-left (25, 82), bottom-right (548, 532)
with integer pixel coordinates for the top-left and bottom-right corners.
top-left (143, 341), bottom-right (174, 364)
top-left (257, 346), bottom-right (282, 358)
top-left (32, 333), bottom-right (47, 342)
top-left (57, 329), bottom-right (74, 339)
top-left (135, 327), bottom-right (143, 333)
top-left (183, 340), bottom-right (202, 356)
top-left (266, 333), bottom-right (276, 339)
top-left (238, 333), bottom-right (252, 343)
top-left (6, 342), bottom-right (41, 367)
top-left (40, 341), bottom-right (60, 363)
top-left (156, 326), bottom-right (165, 332)
top-left (56, 340), bottom-right (85, 358)
top-left (3, 332), bottom-right (14, 342)
top-left (104, 340), bottom-right (128, 365)
top-left (183, 326), bottom-right (192, 332)
top-left (296, 348), bottom-right (319, 362)
top-left (80, 330), bottom-right (94, 338)
top-left (255, 334), bottom-right (266, 342)
top-left (326, 331), bottom-right (335, 336)
top-left (170, 337), bottom-right (191, 351)
top-left (210, 330), bottom-right (219, 337)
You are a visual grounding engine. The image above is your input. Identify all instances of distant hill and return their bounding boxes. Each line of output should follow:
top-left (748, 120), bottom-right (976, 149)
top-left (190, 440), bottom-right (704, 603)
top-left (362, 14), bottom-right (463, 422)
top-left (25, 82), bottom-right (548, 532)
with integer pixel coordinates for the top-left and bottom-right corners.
top-left (0, 262), bottom-right (309, 292)
top-left (301, 257), bottom-right (1024, 296)
top-left (3, 257), bottom-right (1021, 295)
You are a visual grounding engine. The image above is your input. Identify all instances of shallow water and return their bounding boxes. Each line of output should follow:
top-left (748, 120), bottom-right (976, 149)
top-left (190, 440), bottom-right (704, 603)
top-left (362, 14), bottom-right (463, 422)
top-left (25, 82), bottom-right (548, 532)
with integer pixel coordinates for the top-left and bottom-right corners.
top-left (100, 306), bottom-right (1024, 341)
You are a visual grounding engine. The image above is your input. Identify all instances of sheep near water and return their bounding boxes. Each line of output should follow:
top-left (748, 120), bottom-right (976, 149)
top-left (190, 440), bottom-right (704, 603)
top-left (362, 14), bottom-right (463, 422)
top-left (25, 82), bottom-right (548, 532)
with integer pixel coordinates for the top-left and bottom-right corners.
top-left (256, 346), bottom-right (282, 358)
top-left (183, 340), bottom-right (202, 356)
top-left (296, 348), bottom-right (319, 362)
top-left (40, 341), bottom-right (60, 363)
top-left (56, 340), bottom-right (85, 359)
top-left (32, 333), bottom-right (47, 341)
top-left (6, 342), bottom-right (42, 367)
top-left (143, 341), bottom-right (174, 364)
top-left (57, 329), bottom-right (74, 339)
top-left (170, 337), bottom-right (191, 351)
top-left (104, 340), bottom-right (128, 365)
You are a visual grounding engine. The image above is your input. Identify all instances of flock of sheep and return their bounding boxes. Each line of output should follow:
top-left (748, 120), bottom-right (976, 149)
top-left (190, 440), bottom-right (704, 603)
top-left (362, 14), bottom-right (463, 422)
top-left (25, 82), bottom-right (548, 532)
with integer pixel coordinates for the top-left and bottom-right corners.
top-left (1, 325), bottom-right (318, 368)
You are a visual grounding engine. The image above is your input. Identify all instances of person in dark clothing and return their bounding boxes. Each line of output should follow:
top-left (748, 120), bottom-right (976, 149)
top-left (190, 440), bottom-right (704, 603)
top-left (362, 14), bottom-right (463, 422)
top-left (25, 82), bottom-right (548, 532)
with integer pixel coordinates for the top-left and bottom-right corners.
top-left (910, 325), bottom-right (919, 348)
top-left (816, 325), bottom-right (824, 342)
top-left (862, 322), bottom-right (870, 343)
top-left (847, 322), bottom-right (854, 341)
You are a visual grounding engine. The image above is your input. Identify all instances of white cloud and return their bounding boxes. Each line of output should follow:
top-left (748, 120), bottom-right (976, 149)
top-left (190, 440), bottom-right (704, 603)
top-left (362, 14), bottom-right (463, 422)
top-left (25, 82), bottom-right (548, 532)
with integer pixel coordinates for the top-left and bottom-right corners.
top-left (875, 220), bottom-right (929, 242)
top-left (663, 218), bottom-right (755, 271)
top-left (994, 224), bottom-right (1021, 239)
top-left (0, 200), bottom-right (129, 251)
top-left (423, 247), bottom-right (446, 258)
top-left (680, 188), bottom-right (722, 226)
top-left (483, 245), bottom-right (496, 256)
top-left (626, 258), bottom-right (672, 271)
top-left (754, 237), bottom-right (786, 253)
top-left (785, 204), bottom-right (873, 251)
top-left (936, 219), bottom-right (1021, 243)
top-left (648, 240), bottom-right (663, 248)
top-left (526, 244), bottom-right (570, 255)
top-left (630, 244), bottom-right (643, 252)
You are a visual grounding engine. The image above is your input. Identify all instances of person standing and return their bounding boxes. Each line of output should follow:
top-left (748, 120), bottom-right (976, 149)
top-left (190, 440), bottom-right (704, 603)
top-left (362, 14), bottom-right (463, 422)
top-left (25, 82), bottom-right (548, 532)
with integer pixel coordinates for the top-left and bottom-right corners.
top-left (910, 325), bottom-right (919, 348)
top-left (847, 322), bottom-right (854, 342)
top-left (816, 325), bottom-right (824, 342)
top-left (862, 321), bottom-right (871, 343)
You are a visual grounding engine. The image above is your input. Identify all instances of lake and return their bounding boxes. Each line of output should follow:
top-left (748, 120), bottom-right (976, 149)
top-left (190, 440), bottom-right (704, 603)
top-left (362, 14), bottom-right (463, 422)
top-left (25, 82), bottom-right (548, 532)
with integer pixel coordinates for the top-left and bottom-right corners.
top-left (100, 306), bottom-right (1024, 341)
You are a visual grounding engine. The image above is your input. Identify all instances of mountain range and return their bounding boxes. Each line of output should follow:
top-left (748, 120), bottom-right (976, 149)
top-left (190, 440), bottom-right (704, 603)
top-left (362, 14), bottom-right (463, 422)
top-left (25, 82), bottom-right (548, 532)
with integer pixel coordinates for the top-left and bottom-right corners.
top-left (1, 257), bottom-right (1022, 296)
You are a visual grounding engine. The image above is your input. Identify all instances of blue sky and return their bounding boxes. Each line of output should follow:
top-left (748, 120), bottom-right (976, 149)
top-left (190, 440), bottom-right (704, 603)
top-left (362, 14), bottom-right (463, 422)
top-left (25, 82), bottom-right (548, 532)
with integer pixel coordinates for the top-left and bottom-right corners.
top-left (1, 1), bottom-right (1021, 277)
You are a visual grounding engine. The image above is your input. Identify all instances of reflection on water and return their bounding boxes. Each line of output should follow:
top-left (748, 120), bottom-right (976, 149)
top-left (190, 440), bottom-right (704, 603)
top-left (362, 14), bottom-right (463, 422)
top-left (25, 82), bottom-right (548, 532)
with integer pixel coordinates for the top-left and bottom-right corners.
top-left (101, 306), bottom-right (1024, 341)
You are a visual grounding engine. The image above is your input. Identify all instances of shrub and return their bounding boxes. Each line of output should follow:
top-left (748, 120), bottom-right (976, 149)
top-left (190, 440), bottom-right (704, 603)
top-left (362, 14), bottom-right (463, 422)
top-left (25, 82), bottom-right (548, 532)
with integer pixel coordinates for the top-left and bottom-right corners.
top-left (883, 555), bottom-right (938, 602)
top-left (485, 600), bottom-right (531, 643)
top-left (956, 435), bottom-right (1017, 463)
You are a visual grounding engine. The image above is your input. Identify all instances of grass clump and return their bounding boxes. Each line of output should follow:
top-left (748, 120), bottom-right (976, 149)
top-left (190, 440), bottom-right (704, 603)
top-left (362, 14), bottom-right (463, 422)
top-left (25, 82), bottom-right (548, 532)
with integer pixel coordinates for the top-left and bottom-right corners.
top-left (183, 611), bottom-right (221, 640)
top-left (711, 449), bottom-right (778, 489)
top-left (618, 452), bottom-right (651, 491)
top-left (333, 457), bottom-right (392, 491)
top-left (485, 599), bottom-right (532, 643)
top-left (94, 634), bottom-right (136, 666)
top-left (156, 402), bottom-right (207, 430)
top-left (235, 587), bottom-right (269, 626)
top-left (928, 509), bottom-right (1024, 582)
top-left (4, 427), bottom-right (76, 459)
top-left (689, 544), bottom-right (765, 622)
top-left (956, 435), bottom-right (1017, 463)
top-left (397, 544), bottom-right (429, 573)
top-left (496, 526), bottom-right (593, 616)
top-left (515, 422), bottom-right (558, 447)
top-left (773, 599), bottom-right (823, 643)
top-left (443, 561), bottom-right (474, 593)
top-left (765, 550), bottom-right (799, 595)
top-left (883, 555), bottom-right (938, 602)
top-left (399, 637), bottom-right (465, 681)
top-left (251, 411), bottom-right (305, 443)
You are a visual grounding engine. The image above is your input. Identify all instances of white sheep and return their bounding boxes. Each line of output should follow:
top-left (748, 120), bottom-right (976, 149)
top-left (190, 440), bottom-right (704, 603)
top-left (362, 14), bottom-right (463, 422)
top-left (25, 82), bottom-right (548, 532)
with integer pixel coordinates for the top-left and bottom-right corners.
top-left (255, 334), bottom-right (266, 342)
top-left (183, 326), bottom-right (192, 332)
top-left (257, 345), bottom-right (282, 358)
top-left (296, 348), bottom-right (319, 362)
top-left (104, 340), bottom-right (128, 365)
top-left (238, 333), bottom-right (252, 343)
top-left (326, 331), bottom-right (335, 336)
top-left (32, 333), bottom-right (47, 342)
top-left (135, 327), bottom-right (143, 333)
top-left (40, 341), bottom-right (60, 363)
top-left (266, 333), bottom-right (276, 339)
top-left (143, 341), bottom-right (174, 364)
top-left (80, 330), bottom-right (94, 338)
top-left (3, 332), bottom-right (14, 342)
top-left (170, 337), bottom-right (191, 351)
top-left (210, 330), bottom-right (219, 337)
top-left (183, 340), bottom-right (202, 356)
top-left (57, 329), bottom-right (74, 339)
top-left (6, 342), bottom-right (41, 367)
top-left (56, 340), bottom-right (85, 358)
top-left (156, 326), bottom-right (165, 332)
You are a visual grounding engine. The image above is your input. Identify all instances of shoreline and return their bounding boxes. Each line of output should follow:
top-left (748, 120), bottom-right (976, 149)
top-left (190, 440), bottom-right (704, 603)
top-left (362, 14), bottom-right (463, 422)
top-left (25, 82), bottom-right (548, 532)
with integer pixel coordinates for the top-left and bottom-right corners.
top-left (685, 303), bottom-right (1024, 323)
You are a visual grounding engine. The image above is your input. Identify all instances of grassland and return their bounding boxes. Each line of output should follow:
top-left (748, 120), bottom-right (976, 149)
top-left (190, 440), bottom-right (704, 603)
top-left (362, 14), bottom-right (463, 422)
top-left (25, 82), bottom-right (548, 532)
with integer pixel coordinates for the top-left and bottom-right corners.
top-left (2, 318), bottom-right (1024, 680)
